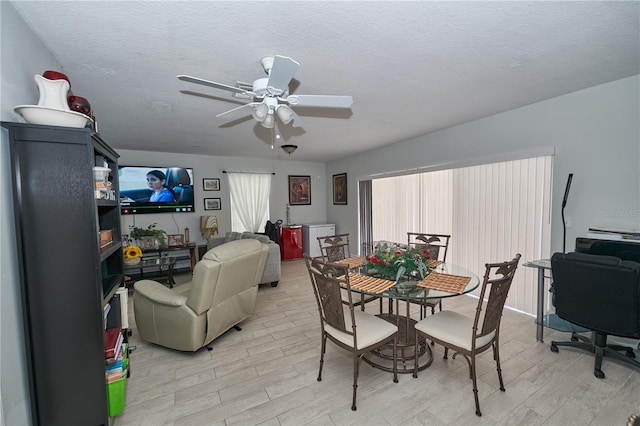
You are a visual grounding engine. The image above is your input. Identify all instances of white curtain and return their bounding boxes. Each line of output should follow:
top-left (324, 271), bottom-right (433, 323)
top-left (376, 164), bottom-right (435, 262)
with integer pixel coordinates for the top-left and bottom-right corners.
top-left (228, 173), bottom-right (271, 233)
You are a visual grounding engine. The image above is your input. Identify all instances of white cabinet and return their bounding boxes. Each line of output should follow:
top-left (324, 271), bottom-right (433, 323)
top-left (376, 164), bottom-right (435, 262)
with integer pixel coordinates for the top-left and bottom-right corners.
top-left (302, 224), bottom-right (336, 258)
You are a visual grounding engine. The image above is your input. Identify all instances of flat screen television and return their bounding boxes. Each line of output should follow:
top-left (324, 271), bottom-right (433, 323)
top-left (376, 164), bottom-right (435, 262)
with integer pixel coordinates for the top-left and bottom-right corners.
top-left (118, 165), bottom-right (195, 215)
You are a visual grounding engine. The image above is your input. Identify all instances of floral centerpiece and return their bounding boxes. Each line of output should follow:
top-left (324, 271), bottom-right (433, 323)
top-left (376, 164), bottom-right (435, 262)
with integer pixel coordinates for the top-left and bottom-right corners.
top-left (123, 245), bottom-right (143, 266)
top-left (363, 242), bottom-right (431, 281)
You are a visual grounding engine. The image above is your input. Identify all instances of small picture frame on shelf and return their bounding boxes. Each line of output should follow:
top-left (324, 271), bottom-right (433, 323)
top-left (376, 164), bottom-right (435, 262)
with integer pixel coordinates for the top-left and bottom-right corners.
top-left (167, 234), bottom-right (185, 247)
top-left (203, 178), bottom-right (220, 191)
top-left (142, 236), bottom-right (159, 249)
top-left (204, 198), bottom-right (221, 210)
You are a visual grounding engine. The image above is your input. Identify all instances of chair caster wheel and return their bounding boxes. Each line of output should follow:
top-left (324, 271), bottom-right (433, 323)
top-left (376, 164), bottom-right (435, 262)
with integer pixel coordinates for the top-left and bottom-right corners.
top-left (570, 335), bottom-right (579, 342)
top-left (594, 369), bottom-right (605, 379)
top-left (626, 349), bottom-right (636, 359)
top-left (550, 343), bottom-right (559, 353)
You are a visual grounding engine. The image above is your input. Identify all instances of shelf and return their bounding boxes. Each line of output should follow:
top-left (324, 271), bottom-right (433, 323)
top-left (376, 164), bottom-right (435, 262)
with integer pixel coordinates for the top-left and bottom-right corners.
top-left (100, 241), bottom-right (122, 260)
top-left (535, 314), bottom-right (590, 333)
top-left (103, 275), bottom-right (123, 305)
top-left (96, 198), bottom-right (119, 207)
top-left (2, 121), bottom-right (123, 424)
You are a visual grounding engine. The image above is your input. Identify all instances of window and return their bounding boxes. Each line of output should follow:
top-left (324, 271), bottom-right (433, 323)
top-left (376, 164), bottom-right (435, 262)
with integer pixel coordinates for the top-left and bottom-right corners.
top-left (364, 155), bottom-right (552, 315)
top-left (228, 172), bottom-right (271, 233)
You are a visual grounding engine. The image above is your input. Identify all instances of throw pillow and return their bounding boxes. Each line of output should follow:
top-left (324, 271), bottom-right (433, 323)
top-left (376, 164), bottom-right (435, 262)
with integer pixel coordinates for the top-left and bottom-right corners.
top-left (224, 231), bottom-right (243, 243)
top-left (242, 232), bottom-right (270, 244)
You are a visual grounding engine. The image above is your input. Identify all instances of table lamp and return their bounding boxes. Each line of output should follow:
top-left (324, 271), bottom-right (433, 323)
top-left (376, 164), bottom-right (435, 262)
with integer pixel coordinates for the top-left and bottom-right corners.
top-left (200, 215), bottom-right (219, 240)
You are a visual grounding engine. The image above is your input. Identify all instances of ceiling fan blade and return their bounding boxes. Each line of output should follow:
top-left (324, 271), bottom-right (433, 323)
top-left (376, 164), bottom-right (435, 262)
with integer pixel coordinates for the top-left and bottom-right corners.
top-left (215, 102), bottom-right (261, 118)
top-left (266, 56), bottom-right (300, 96)
top-left (285, 94), bottom-right (353, 108)
top-left (178, 75), bottom-right (256, 97)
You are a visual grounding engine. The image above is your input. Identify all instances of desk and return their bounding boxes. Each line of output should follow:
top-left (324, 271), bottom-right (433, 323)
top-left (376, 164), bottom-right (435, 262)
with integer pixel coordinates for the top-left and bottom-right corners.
top-left (349, 262), bottom-right (480, 374)
top-left (524, 258), bottom-right (590, 342)
top-left (523, 259), bottom-right (551, 342)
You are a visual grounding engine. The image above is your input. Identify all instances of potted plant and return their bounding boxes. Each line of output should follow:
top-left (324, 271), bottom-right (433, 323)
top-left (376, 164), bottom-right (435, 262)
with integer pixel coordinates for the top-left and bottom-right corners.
top-left (128, 223), bottom-right (167, 247)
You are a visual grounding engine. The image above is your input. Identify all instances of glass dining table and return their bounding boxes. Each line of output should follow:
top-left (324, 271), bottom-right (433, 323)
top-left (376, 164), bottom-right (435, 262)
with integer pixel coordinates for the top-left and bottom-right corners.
top-left (337, 259), bottom-right (480, 374)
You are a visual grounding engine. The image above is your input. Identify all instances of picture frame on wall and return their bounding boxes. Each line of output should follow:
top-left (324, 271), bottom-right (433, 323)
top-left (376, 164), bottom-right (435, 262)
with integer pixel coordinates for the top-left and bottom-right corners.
top-left (333, 173), bottom-right (347, 205)
top-left (203, 178), bottom-right (220, 191)
top-left (288, 175), bottom-right (311, 205)
top-left (204, 198), bottom-right (221, 210)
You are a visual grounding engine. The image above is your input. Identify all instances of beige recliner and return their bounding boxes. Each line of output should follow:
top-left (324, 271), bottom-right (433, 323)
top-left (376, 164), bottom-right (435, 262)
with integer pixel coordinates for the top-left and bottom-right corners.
top-left (133, 239), bottom-right (268, 351)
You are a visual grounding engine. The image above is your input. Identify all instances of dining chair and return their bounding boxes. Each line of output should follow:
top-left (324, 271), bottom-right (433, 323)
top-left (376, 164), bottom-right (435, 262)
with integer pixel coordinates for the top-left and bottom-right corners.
top-left (317, 233), bottom-right (378, 310)
top-left (412, 254), bottom-right (521, 417)
top-left (304, 255), bottom-right (398, 411)
top-left (407, 232), bottom-right (451, 318)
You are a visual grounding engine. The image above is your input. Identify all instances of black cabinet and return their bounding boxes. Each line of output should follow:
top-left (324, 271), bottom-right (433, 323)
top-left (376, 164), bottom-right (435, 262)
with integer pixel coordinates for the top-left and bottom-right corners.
top-left (2, 122), bottom-right (123, 425)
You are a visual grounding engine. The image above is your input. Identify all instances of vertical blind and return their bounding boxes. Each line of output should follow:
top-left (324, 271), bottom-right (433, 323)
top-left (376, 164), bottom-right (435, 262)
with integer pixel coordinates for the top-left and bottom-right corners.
top-left (370, 156), bottom-right (552, 315)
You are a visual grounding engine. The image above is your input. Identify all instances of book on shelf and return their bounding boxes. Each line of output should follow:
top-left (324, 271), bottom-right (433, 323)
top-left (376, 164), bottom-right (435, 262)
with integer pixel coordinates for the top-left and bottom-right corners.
top-left (106, 359), bottom-right (124, 371)
top-left (106, 367), bottom-right (126, 382)
top-left (104, 327), bottom-right (123, 359)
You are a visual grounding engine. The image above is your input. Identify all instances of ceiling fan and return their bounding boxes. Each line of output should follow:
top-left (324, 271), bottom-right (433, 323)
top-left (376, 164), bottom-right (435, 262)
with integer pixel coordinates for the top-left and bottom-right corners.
top-left (177, 55), bottom-right (353, 129)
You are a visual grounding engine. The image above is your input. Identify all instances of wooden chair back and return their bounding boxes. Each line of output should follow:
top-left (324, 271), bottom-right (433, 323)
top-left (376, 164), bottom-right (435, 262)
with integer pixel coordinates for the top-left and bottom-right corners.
top-left (407, 232), bottom-right (451, 262)
top-left (474, 254), bottom-right (521, 340)
top-left (304, 255), bottom-right (354, 337)
top-left (317, 233), bottom-right (351, 262)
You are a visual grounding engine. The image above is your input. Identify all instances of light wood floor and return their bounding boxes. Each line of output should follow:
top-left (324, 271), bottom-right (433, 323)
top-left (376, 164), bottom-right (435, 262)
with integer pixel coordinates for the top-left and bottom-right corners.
top-left (116, 259), bottom-right (640, 426)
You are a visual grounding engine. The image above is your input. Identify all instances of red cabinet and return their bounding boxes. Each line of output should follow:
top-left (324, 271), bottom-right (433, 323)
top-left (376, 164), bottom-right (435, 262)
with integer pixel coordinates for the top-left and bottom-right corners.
top-left (280, 225), bottom-right (303, 260)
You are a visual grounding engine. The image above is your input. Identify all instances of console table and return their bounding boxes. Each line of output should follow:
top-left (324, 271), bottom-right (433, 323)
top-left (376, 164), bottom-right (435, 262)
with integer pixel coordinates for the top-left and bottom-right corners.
top-left (125, 257), bottom-right (176, 288)
top-left (142, 242), bottom-right (197, 272)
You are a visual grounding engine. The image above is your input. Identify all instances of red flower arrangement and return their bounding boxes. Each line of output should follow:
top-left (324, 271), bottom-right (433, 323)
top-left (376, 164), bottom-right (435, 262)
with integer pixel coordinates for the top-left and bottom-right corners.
top-left (363, 242), bottom-right (431, 281)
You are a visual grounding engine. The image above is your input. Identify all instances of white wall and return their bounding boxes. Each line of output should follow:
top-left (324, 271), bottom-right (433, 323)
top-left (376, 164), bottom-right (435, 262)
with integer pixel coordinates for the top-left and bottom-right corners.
top-left (116, 150), bottom-right (328, 243)
top-left (0, 2), bottom-right (56, 424)
top-left (326, 75), bottom-right (640, 256)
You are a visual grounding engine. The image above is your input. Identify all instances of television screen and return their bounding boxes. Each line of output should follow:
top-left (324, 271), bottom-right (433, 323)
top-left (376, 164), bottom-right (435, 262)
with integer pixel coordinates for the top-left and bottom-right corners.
top-left (118, 166), bottom-right (194, 215)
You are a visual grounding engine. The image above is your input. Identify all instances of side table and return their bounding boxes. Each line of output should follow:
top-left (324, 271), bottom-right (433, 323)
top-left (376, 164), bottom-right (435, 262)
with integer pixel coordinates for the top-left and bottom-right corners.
top-left (524, 258), bottom-right (589, 342)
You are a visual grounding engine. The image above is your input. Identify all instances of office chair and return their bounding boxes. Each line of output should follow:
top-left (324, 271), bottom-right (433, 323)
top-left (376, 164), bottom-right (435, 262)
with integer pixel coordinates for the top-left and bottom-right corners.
top-left (550, 252), bottom-right (640, 379)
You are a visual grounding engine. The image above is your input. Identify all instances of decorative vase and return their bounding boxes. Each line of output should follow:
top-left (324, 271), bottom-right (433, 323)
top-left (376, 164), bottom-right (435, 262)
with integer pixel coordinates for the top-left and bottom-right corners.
top-left (34, 74), bottom-right (71, 110)
top-left (124, 257), bottom-right (141, 266)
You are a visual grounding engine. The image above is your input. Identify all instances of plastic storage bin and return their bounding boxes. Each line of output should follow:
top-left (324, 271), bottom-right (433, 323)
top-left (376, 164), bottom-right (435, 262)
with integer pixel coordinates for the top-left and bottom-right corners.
top-left (106, 345), bottom-right (128, 416)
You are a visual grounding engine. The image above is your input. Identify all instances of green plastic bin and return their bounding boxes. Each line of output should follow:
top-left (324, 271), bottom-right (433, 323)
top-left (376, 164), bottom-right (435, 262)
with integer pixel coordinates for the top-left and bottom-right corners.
top-left (106, 344), bottom-right (128, 416)
top-left (106, 368), bottom-right (127, 416)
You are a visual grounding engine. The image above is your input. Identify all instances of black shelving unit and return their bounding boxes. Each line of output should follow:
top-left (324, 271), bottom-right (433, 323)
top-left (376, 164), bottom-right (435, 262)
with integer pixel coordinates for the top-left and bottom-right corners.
top-left (3, 122), bottom-right (124, 425)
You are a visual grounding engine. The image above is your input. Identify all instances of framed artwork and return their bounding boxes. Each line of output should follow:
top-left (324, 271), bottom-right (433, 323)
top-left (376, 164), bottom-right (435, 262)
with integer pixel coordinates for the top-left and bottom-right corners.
top-left (288, 175), bottom-right (311, 205)
top-left (204, 198), bottom-right (221, 210)
top-left (203, 178), bottom-right (220, 191)
top-left (142, 236), bottom-right (159, 249)
top-left (167, 234), bottom-right (185, 247)
top-left (333, 173), bottom-right (347, 205)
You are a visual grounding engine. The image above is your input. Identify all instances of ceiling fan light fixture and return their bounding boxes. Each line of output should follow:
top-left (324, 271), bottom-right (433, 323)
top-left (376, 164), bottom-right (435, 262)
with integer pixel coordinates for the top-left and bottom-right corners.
top-left (261, 111), bottom-right (275, 128)
top-left (251, 103), bottom-right (269, 121)
top-left (281, 144), bottom-right (297, 155)
top-left (276, 105), bottom-right (294, 124)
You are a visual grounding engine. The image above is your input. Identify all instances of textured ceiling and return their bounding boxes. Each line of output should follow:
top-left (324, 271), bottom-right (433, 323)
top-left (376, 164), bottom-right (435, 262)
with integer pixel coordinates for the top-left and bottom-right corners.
top-left (9, 1), bottom-right (640, 162)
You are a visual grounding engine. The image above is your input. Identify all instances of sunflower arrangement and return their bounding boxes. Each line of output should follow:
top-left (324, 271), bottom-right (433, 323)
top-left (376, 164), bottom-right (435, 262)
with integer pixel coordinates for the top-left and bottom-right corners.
top-left (123, 245), bottom-right (143, 259)
top-left (363, 242), bottom-right (431, 281)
